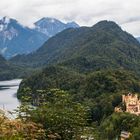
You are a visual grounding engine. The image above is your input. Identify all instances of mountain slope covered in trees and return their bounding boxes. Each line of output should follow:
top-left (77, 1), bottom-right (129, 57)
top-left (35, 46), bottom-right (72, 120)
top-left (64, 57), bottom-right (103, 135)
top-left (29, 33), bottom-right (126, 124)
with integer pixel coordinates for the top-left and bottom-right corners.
top-left (0, 54), bottom-right (17, 79)
top-left (11, 20), bottom-right (140, 75)
top-left (0, 55), bottom-right (33, 80)
top-left (17, 67), bottom-right (140, 139)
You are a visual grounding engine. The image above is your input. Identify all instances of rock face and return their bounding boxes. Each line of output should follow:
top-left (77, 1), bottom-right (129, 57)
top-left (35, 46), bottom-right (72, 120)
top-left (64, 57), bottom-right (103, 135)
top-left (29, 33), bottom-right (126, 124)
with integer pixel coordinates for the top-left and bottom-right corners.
top-left (0, 16), bottom-right (48, 58)
top-left (34, 17), bottom-right (79, 37)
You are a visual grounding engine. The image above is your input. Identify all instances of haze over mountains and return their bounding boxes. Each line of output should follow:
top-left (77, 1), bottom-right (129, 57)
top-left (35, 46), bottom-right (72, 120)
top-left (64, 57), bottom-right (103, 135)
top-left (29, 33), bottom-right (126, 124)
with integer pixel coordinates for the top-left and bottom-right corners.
top-left (0, 16), bottom-right (79, 58)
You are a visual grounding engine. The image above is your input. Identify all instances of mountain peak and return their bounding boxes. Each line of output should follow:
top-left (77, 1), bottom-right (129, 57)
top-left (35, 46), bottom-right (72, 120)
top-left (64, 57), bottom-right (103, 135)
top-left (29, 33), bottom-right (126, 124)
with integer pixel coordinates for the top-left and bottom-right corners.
top-left (1, 16), bottom-right (10, 24)
top-left (0, 16), bottom-right (11, 29)
top-left (0, 17), bottom-right (10, 32)
top-left (0, 16), bottom-right (18, 24)
top-left (93, 20), bottom-right (121, 30)
top-left (66, 21), bottom-right (79, 28)
top-left (0, 16), bottom-right (19, 31)
top-left (34, 17), bottom-right (79, 37)
top-left (34, 17), bottom-right (62, 26)
top-left (0, 16), bottom-right (48, 58)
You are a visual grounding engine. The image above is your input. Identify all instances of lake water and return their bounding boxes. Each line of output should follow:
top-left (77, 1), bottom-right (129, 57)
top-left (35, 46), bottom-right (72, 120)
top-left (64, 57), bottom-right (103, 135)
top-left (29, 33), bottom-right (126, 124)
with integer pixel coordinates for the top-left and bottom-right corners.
top-left (0, 79), bottom-right (22, 112)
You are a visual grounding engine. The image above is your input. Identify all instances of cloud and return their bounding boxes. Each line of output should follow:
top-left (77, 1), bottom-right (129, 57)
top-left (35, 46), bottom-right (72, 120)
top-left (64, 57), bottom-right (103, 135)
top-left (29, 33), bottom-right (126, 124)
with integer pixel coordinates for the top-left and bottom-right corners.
top-left (0, 0), bottom-right (140, 36)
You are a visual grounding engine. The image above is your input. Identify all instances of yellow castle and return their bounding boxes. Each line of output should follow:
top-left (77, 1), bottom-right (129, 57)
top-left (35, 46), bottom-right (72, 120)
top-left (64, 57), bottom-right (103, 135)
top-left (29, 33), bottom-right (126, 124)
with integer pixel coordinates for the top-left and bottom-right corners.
top-left (122, 93), bottom-right (140, 115)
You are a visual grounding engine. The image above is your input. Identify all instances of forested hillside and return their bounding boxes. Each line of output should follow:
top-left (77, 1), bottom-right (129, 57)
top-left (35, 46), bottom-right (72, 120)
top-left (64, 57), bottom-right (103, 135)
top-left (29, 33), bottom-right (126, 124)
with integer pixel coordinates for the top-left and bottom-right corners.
top-left (17, 67), bottom-right (140, 139)
top-left (0, 54), bottom-right (31, 80)
top-left (10, 21), bottom-right (140, 75)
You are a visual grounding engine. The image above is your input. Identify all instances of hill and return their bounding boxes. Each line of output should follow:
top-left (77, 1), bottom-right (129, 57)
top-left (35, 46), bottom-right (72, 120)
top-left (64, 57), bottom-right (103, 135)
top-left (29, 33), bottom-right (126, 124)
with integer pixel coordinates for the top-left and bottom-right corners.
top-left (10, 20), bottom-right (140, 74)
top-left (0, 54), bottom-right (28, 80)
top-left (17, 66), bottom-right (85, 101)
top-left (0, 54), bottom-right (15, 80)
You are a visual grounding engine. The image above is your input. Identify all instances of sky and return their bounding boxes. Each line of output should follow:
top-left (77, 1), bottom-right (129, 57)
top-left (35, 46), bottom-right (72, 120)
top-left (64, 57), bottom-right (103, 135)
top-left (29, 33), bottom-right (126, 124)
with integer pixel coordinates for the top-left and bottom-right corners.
top-left (0, 0), bottom-right (140, 36)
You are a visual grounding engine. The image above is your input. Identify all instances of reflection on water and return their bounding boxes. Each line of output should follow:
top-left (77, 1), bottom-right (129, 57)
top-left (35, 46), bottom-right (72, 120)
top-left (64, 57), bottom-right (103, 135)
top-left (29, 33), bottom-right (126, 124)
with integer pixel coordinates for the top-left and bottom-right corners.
top-left (0, 79), bottom-right (22, 112)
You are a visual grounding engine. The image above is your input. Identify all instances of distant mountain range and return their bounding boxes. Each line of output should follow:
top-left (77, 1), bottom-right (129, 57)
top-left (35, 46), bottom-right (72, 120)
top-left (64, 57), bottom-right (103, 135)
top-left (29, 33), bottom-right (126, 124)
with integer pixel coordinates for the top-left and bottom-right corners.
top-left (10, 20), bottom-right (140, 75)
top-left (0, 16), bottom-right (79, 58)
top-left (0, 17), bottom-right (47, 58)
top-left (34, 17), bottom-right (79, 37)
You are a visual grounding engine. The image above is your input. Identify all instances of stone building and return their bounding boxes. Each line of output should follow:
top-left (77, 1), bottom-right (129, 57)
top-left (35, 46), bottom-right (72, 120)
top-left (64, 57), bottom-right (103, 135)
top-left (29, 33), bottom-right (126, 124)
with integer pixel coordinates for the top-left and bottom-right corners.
top-left (120, 131), bottom-right (131, 140)
top-left (122, 93), bottom-right (140, 115)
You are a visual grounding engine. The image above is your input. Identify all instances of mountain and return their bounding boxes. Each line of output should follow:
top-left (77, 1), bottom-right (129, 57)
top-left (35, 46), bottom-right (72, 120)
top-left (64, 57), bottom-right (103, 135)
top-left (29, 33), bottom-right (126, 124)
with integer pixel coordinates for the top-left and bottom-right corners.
top-left (0, 16), bottom-right (48, 58)
top-left (0, 16), bottom-right (79, 58)
top-left (137, 37), bottom-right (140, 42)
top-left (15, 21), bottom-right (140, 139)
top-left (34, 17), bottom-right (79, 37)
top-left (10, 20), bottom-right (140, 74)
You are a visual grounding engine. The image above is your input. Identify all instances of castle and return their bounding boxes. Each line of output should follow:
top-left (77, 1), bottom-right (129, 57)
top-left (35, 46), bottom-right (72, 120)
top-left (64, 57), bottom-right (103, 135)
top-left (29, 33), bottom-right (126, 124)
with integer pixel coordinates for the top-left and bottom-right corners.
top-left (122, 93), bottom-right (140, 115)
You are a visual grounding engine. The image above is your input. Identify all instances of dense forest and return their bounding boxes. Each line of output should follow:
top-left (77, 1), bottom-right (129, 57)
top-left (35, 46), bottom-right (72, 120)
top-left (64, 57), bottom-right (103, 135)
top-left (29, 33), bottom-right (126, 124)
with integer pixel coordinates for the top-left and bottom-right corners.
top-left (0, 55), bottom-right (34, 80)
top-left (1, 20), bottom-right (140, 139)
top-left (10, 21), bottom-right (140, 76)
top-left (17, 66), bottom-right (140, 139)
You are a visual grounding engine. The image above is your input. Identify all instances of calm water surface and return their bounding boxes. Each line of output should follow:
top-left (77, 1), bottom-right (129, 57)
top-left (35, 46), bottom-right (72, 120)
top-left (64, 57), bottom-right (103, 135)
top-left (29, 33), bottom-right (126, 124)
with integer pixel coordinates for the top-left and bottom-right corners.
top-left (0, 79), bottom-right (22, 112)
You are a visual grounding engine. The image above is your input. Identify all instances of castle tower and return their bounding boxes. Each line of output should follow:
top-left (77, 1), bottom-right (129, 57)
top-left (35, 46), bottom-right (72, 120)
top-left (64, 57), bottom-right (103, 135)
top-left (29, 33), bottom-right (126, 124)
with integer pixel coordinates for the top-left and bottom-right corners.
top-left (122, 93), bottom-right (140, 115)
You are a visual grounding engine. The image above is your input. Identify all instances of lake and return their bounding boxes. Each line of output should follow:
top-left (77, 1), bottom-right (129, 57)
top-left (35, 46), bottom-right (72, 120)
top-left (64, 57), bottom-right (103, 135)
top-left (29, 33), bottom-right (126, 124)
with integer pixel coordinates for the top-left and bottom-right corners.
top-left (0, 79), bottom-right (22, 112)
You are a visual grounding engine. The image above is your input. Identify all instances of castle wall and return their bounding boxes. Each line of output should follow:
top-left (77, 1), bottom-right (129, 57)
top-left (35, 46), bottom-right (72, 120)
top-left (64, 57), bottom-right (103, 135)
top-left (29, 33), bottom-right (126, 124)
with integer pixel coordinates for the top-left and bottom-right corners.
top-left (122, 93), bottom-right (140, 115)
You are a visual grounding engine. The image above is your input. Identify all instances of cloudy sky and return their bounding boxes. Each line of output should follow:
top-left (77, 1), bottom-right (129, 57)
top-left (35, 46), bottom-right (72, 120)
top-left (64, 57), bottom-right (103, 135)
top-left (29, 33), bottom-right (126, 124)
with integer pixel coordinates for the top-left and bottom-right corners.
top-left (0, 0), bottom-right (140, 36)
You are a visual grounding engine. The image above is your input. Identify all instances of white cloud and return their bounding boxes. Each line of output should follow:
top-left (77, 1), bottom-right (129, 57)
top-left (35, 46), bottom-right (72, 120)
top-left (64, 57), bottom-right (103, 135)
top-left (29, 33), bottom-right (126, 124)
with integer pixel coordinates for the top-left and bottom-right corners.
top-left (0, 0), bottom-right (140, 36)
